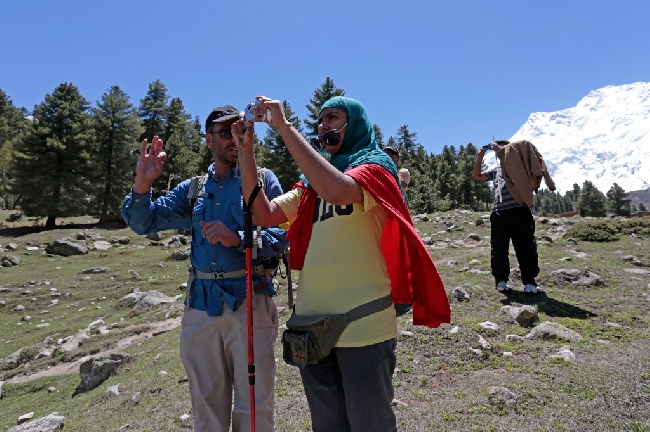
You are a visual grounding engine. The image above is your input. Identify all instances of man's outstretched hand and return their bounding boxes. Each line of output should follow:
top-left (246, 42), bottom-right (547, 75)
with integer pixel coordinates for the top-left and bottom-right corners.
top-left (134, 136), bottom-right (167, 194)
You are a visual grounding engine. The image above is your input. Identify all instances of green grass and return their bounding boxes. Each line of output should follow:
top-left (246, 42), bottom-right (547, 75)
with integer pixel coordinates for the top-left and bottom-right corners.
top-left (1, 211), bottom-right (650, 431)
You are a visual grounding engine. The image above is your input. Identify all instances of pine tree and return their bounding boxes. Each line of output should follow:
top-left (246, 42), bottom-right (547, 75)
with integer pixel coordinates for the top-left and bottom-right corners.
top-left (395, 125), bottom-right (417, 153)
top-left (91, 86), bottom-right (143, 222)
top-left (261, 101), bottom-right (302, 192)
top-left (304, 77), bottom-right (345, 140)
top-left (12, 83), bottom-right (93, 227)
top-left (406, 147), bottom-right (437, 214)
top-left (638, 203), bottom-right (646, 212)
top-left (433, 146), bottom-right (459, 211)
top-left (0, 89), bottom-right (30, 209)
top-left (139, 80), bottom-right (170, 141)
top-left (606, 183), bottom-right (631, 216)
top-left (576, 180), bottom-right (606, 217)
top-left (457, 144), bottom-right (490, 210)
top-left (160, 98), bottom-right (203, 190)
top-left (373, 124), bottom-right (384, 147)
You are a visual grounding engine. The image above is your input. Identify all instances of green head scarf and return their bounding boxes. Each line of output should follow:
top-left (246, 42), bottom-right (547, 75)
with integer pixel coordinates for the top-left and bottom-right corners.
top-left (301, 96), bottom-right (401, 189)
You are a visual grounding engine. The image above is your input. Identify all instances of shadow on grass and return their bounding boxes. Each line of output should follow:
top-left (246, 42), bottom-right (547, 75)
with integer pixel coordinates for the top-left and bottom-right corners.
top-left (500, 290), bottom-right (598, 319)
top-left (0, 221), bottom-right (127, 238)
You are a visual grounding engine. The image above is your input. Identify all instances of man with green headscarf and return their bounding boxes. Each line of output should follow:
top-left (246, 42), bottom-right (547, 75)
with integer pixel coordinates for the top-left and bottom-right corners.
top-left (235, 96), bottom-right (450, 432)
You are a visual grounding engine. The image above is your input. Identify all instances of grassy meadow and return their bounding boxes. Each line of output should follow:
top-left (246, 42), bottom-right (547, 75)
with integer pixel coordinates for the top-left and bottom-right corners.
top-left (0, 211), bottom-right (649, 431)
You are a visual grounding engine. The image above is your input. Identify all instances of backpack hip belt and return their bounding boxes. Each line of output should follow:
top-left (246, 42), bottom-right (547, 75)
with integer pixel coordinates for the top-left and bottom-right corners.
top-left (191, 265), bottom-right (265, 280)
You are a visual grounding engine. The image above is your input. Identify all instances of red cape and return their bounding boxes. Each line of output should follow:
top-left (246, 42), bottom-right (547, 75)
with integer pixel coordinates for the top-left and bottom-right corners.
top-left (287, 164), bottom-right (451, 328)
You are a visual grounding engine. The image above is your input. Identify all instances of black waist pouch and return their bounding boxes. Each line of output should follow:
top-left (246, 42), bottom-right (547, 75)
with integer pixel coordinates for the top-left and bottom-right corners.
top-left (282, 313), bottom-right (351, 368)
top-left (281, 294), bottom-right (394, 369)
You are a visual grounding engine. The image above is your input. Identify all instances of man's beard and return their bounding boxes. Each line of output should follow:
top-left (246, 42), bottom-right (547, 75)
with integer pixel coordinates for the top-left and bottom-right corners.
top-left (216, 144), bottom-right (237, 168)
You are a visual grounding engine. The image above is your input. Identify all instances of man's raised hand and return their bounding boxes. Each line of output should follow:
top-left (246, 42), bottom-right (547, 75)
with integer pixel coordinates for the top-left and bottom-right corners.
top-left (134, 136), bottom-right (167, 193)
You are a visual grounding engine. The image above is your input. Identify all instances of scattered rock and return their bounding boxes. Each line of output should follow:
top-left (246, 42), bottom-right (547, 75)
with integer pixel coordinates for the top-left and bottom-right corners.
top-left (3, 348), bottom-right (24, 367)
top-left (451, 287), bottom-right (470, 302)
top-left (500, 305), bottom-right (539, 326)
top-left (626, 268), bottom-right (650, 275)
top-left (2, 255), bottom-right (21, 266)
top-left (9, 413), bottom-right (65, 432)
top-left (478, 321), bottom-right (500, 333)
top-left (92, 241), bottom-right (112, 251)
top-left (16, 412), bottom-right (35, 425)
top-left (45, 240), bottom-right (88, 257)
top-left (72, 353), bottom-right (131, 397)
top-left (171, 248), bottom-right (191, 261)
top-left (80, 267), bottom-right (111, 274)
top-left (120, 290), bottom-right (176, 310)
top-left (550, 345), bottom-right (576, 362)
top-left (146, 232), bottom-right (163, 241)
top-left (550, 269), bottom-right (604, 286)
top-left (111, 236), bottom-right (131, 245)
top-left (526, 321), bottom-right (582, 342)
top-left (477, 335), bottom-right (491, 350)
top-left (488, 386), bottom-right (517, 404)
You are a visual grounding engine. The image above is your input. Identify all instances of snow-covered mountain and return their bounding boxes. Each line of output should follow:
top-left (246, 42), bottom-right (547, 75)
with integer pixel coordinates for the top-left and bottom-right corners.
top-left (506, 82), bottom-right (650, 194)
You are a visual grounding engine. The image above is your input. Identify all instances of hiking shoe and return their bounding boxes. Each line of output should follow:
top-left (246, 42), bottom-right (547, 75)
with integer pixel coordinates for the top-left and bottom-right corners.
top-left (524, 284), bottom-right (538, 294)
top-left (495, 281), bottom-right (510, 292)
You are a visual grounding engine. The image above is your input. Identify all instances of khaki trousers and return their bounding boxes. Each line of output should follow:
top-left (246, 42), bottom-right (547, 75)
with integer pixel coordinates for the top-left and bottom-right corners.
top-left (180, 295), bottom-right (278, 432)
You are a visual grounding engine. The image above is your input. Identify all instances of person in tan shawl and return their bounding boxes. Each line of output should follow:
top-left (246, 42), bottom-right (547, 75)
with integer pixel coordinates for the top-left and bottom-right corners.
top-left (472, 139), bottom-right (555, 294)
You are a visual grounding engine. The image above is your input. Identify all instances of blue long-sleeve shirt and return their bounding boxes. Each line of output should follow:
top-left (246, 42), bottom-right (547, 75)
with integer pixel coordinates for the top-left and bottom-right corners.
top-left (121, 164), bottom-right (288, 316)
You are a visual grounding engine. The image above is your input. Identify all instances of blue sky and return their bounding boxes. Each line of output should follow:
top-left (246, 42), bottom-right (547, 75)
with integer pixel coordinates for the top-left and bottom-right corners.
top-left (1, 1), bottom-right (648, 155)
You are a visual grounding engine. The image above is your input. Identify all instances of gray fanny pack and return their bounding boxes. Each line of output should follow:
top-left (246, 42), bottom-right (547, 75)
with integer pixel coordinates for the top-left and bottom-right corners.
top-left (282, 295), bottom-right (393, 369)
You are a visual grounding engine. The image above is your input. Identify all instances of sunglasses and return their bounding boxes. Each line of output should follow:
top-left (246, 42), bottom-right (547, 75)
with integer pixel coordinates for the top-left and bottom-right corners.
top-left (210, 126), bottom-right (233, 140)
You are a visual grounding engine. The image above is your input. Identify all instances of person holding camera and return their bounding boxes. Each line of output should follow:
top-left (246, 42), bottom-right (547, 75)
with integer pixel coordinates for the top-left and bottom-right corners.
top-left (472, 140), bottom-right (541, 293)
top-left (234, 96), bottom-right (450, 432)
top-left (121, 105), bottom-right (288, 432)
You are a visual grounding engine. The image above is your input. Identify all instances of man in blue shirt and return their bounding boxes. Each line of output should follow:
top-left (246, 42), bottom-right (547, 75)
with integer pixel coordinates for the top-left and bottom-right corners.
top-left (121, 105), bottom-right (288, 432)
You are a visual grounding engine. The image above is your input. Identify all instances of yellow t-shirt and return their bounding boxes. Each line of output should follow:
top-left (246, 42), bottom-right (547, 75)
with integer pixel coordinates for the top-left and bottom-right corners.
top-left (274, 187), bottom-right (397, 347)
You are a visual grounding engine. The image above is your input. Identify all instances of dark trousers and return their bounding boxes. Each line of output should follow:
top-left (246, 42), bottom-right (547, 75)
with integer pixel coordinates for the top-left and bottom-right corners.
top-left (490, 206), bottom-right (539, 286)
top-left (299, 338), bottom-right (397, 432)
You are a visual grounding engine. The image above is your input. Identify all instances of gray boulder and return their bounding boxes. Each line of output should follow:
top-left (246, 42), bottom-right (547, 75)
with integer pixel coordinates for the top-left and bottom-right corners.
top-left (488, 386), bottom-right (517, 405)
top-left (550, 268), bottom-right (604, 286)
top-left (121, 289), bottom-right (176, 310)
top-left (80, 267), bottom-right (111, 274)
top-left (526, 321), bottom-right (582, 342)
top-left (171, 248), bottom-right (191, 261)
top-left (8, 413), bottom-right (65, 432)
top-left (45, 240), bottom-right (88, 257)
top-left (72, 353), bottom-right (131, 397)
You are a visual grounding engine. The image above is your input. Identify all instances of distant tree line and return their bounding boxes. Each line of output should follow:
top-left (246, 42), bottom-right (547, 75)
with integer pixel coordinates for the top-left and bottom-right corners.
top-left (0, 78), bottom-right (644, 226)
top-left (534, 180), bottom-right (643, 217)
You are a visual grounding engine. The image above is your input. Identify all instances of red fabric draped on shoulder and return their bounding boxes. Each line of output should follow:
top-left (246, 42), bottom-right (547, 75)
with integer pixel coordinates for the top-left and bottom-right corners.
top-left (286, 166), bottom-right (451, 328)
top-left (286, 180), bottom-right (316, 271)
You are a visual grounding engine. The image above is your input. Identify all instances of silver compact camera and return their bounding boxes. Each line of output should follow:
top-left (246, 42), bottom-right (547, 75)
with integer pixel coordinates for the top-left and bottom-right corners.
top-left (244, 100), bottom-right (272, 123)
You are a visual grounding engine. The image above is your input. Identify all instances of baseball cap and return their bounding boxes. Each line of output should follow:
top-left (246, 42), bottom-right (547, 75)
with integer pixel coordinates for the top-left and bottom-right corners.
top-left (205, 105), bottom-right (240, 132)
top-left (383, 145), bottom-right (399, 155)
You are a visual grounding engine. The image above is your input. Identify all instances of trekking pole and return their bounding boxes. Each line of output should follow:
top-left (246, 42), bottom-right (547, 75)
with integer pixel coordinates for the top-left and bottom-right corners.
top-left (242, 201), bottom-right (256, 432)
top-left (283, 250), bottom-right (293, 310)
